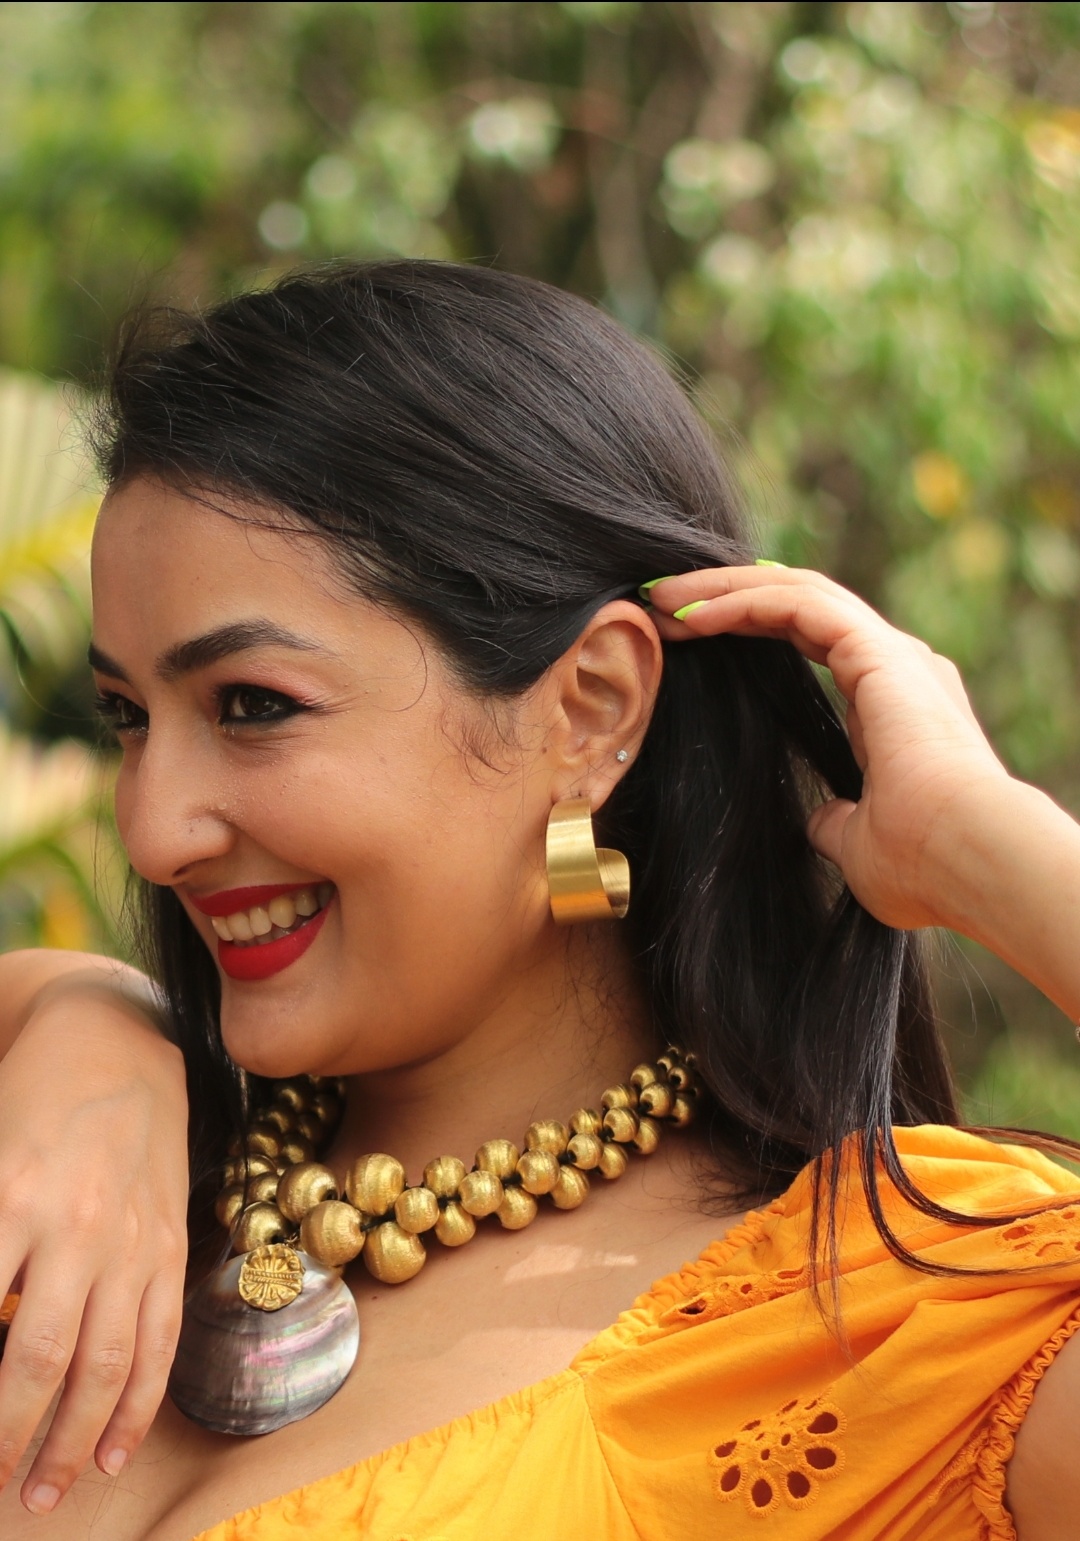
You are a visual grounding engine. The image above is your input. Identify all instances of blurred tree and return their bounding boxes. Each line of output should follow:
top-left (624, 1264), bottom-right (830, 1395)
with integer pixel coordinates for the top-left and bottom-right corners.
top-left (2, 0), bottom-right (1080, 1119)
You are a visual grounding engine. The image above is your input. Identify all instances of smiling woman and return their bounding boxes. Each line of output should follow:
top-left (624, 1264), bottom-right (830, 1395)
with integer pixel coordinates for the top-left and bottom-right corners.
top-left (2, 261), bottom-right (1080, 1540)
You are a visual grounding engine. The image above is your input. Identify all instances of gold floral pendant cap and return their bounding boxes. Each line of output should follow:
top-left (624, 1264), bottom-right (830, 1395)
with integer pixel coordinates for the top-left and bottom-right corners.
top-left (238, 1243), bottom-right (306, 1311)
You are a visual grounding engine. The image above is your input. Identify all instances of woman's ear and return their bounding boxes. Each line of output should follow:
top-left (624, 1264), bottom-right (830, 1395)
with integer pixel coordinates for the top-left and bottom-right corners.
top-left (543, 600), bottom-right (663, 809)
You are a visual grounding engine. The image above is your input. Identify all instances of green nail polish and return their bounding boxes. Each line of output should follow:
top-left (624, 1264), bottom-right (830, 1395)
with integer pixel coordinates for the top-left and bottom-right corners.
top-left (673, 600), bottom-right (709, 621)
top-left (755, 558), bottom-right (787, 568)
top-left (637, 576), bottom-right (676, 599)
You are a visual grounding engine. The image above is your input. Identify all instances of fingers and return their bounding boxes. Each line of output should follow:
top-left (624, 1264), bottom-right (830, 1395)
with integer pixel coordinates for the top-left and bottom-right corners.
top-left (93, 1266), bottom-right (184, 1478)
top-left (14, 1254), bottom-right (184, 1512)
top-left (806, 798), bottom-right (858, 867)
top-left (17, 1279), bottom-right (136, 1510)
top-left (651, 581), bottom-right (886, 695)
top-left (0, 1253), bottom-right (85, 1507)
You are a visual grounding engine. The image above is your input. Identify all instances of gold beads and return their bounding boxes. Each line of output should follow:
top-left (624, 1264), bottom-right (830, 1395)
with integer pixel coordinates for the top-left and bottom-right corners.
top-left (245, 1172), bottom-right (281, 1206)
top-left (224, 1150), bottom-right (278, 1186)
top-left (629, 1062), bottom-right (659, 1089)
top-left (670, 1095), bottom-right (695, 1128)
top-left (597, 1142), bottom-right (628, 1180)
top-left (524, 1120), bottom-right (568, 1155)
top-left (600, 1084), bottom-right (636, 1111)
top-left (423, 1155), bottom-right (467, 1198)
top-left (347, 1153), bottom-right (406, 1217)
top-left (434, 1201), bottom-right (476, 1247)
top-left (394, 1186), bottom-right (440, 1235)
top-left (550, 1167), bottom-right (590, 1210)
top-left (362, 1221), bottom-right (427, 1283)
top-left (516, 1149), bottom-right (561, 1195)
top-left (279, 1135), bottom-right (316, 1167)
top-left (566, 1132), bottom-right (603, 1170)
top-left (277, 1162), bottom-right (338, 1223)
top-left (602, 1106), bottom-right (639, 1143)
top-left (633, 1116), bottom-right (662, 1156)
top-left (300, 1199), bottom-right (365, 1266)
top-left (475, 1139), bottom-right (519, 1179)
top-left (497, 1186), bottom-right (538, 1230)
top-left (245, 1122), bottom-right (283, 1159)
top-left (215, 1055), bottom-right (700, 1290)
top-left (215, 1182), bottom-right (247, 1228)
top-left (232, 1201), bottom-right (289, 1254)
top-left (638, 1080), bottom-right (673, 1118)
top-left (458, 1169), bottom-right (504, 1217)
top-left (570, 1107), bottom-right (603, 1136)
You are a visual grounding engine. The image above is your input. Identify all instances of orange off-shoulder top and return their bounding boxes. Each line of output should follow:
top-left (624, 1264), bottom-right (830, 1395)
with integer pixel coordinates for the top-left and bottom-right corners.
top-left (196, 1126), bottom-right (1080, 1541)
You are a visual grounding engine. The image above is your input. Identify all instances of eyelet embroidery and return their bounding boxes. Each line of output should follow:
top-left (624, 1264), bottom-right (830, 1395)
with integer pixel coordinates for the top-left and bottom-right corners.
top-left (997, 1207), bottom-right (1080, 1263)
top-left (709, 1394), bottom-right (845, 1518)
top-left (662, 1267), bottom-right (806, 1329)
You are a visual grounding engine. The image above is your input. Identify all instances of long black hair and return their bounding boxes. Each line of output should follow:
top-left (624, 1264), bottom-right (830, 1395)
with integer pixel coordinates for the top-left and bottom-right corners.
top-left (94, 259), bottom-right (1025, 1274)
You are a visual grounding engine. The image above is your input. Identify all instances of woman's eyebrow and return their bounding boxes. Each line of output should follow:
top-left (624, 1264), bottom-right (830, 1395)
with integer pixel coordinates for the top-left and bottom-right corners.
top-left (88, 620), bottom-right (335, 684)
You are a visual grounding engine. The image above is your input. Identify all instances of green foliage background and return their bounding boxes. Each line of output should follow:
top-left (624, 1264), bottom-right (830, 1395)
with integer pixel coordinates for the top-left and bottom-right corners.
top-left (3, 0), bottom-right (1080, 1128)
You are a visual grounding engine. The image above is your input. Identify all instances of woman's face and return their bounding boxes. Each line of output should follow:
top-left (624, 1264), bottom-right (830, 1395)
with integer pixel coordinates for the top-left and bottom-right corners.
top-left (90, 479), bottom-right (614, 1079)
top-left (89, 477), bottom-right (563, 1072)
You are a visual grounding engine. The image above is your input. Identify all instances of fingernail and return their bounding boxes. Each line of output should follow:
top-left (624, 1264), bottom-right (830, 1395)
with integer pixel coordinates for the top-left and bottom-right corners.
top-left (673, 600), bottom-right (709, 621)
top-left (102, 1447), bottom-right (128, 1476)
top-left (755, 558), bottom-right (787, 568)
top-left (637, 576), bottom-right (675, 598)
top-left (25, 1484), bottom-right (61, 1515)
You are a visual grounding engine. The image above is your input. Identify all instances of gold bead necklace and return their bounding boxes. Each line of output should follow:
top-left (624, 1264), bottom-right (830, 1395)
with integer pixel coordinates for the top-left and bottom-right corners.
top-left (217, 1047), bottom-right (699, 1289)
top-left (171, 1048), bottom-right (700, 1436)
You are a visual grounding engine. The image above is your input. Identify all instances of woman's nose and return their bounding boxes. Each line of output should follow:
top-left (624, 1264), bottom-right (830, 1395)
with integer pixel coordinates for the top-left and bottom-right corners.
top-left (115, 733), bottom-right (236, 886)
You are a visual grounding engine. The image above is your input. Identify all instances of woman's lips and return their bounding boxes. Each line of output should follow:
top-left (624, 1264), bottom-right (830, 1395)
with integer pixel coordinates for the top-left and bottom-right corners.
top-left (190, 882), bottom-right (319, 918)
top-left (217, 900), bottom-right (332, 982)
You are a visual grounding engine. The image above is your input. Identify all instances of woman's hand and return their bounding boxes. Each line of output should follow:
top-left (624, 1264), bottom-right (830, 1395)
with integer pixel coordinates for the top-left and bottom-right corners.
top-left (645, 566), bottom-right (1080, 1018)
top-left (0, 959), bottom-right (189, 1515)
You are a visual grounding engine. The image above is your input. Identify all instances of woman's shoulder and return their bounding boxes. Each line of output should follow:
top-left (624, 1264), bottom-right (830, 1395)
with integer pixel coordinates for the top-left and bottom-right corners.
top-left (575, 1124), bottom-right (1080, 1539)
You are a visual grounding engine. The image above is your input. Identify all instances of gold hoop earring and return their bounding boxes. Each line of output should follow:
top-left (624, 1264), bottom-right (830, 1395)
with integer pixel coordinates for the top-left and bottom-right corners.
top-left (546, 797), bottom-right (630, 925)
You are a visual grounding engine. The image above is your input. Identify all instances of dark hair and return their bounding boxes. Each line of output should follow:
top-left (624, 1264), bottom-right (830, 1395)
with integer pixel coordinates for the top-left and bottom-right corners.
top-left (95, 259), bottom-right (1027, 1274)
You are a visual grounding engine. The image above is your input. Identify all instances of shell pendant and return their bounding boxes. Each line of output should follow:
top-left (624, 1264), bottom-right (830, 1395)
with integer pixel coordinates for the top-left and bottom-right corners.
top-left (169, 1247), bottom-right (360, 1435)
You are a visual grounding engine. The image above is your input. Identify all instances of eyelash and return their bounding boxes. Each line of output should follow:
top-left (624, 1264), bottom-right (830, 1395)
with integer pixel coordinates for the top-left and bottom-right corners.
top-left (93, 685), bottom-right (310, 737)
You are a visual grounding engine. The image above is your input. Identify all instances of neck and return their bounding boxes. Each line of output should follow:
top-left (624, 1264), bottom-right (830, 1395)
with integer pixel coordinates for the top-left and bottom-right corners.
top-left (326, 925), bottom-right (657, 1185)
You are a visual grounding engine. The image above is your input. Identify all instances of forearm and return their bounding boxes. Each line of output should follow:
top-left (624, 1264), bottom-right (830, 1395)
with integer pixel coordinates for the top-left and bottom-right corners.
top-left (927, 780), bottom-right (1080, 1022)
top-left (0, 950), bottom-right (172, 1060)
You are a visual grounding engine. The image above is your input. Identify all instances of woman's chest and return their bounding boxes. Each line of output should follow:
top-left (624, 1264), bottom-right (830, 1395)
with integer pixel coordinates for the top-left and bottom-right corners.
top-left (9, 1199), bottom-right (728, 1541)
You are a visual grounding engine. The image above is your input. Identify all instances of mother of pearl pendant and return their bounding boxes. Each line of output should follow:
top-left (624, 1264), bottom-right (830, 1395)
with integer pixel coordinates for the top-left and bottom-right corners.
top-left (169, 1246), bottom-right (360, 1435)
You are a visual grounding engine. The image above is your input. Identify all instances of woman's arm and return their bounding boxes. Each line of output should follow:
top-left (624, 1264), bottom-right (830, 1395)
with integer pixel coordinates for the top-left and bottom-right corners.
top-left (0, 950), bottom-right (189, 1516)
top-left (648, 565), bottom-right (1080, 1541)
top-left (646, 566), bottom-right (1080, 1020)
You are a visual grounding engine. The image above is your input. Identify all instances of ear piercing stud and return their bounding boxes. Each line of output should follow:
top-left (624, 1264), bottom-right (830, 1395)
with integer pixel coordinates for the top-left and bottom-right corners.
top-left (615, 750), bottom-right (629, 763)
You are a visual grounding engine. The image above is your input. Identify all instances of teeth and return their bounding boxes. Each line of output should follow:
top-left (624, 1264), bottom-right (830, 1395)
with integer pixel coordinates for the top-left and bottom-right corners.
top-left (248, 906), bottom-right (273, 937)
top-left (227, 910), bottom-right (254, 942)
top-left (268, 895), bottom-right (297, 929)
top-left (210, 886), bottom-right (331, 947)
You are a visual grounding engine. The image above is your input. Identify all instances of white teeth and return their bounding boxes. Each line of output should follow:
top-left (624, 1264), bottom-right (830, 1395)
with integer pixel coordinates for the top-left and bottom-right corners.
top-left (228, 910), bottom-right (254, 942)
top-left (211, 885), bottom-right (334, 948)
top-left (248, 906), bottom-right (273, 937)
top-left (268, 895), bottom-right (298, 929)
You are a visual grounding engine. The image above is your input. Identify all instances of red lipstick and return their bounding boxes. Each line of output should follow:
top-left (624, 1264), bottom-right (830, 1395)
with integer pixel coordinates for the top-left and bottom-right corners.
top-left (189, 883), bottom-right (318, 918)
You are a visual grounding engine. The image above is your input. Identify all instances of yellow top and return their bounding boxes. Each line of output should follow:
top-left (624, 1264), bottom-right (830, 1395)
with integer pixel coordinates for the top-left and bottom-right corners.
top-left (196, 1126), bottom-right (1080, 1541)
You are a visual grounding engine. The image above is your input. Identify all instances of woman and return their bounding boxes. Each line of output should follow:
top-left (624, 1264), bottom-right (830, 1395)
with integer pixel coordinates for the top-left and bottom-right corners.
top-left (0, 259), bottom-right (1079, 1540)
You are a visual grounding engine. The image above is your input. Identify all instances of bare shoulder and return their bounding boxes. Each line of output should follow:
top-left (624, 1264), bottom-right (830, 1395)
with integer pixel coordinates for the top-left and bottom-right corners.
top-left (1006, 1324), bottom-right (1080, 1541)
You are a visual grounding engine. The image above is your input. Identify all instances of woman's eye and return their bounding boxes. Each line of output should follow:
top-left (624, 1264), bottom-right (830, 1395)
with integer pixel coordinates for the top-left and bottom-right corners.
top-left (93, 691), bottom-right (148, 736)
top-left (218, 686), bottom-right (305, 725)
